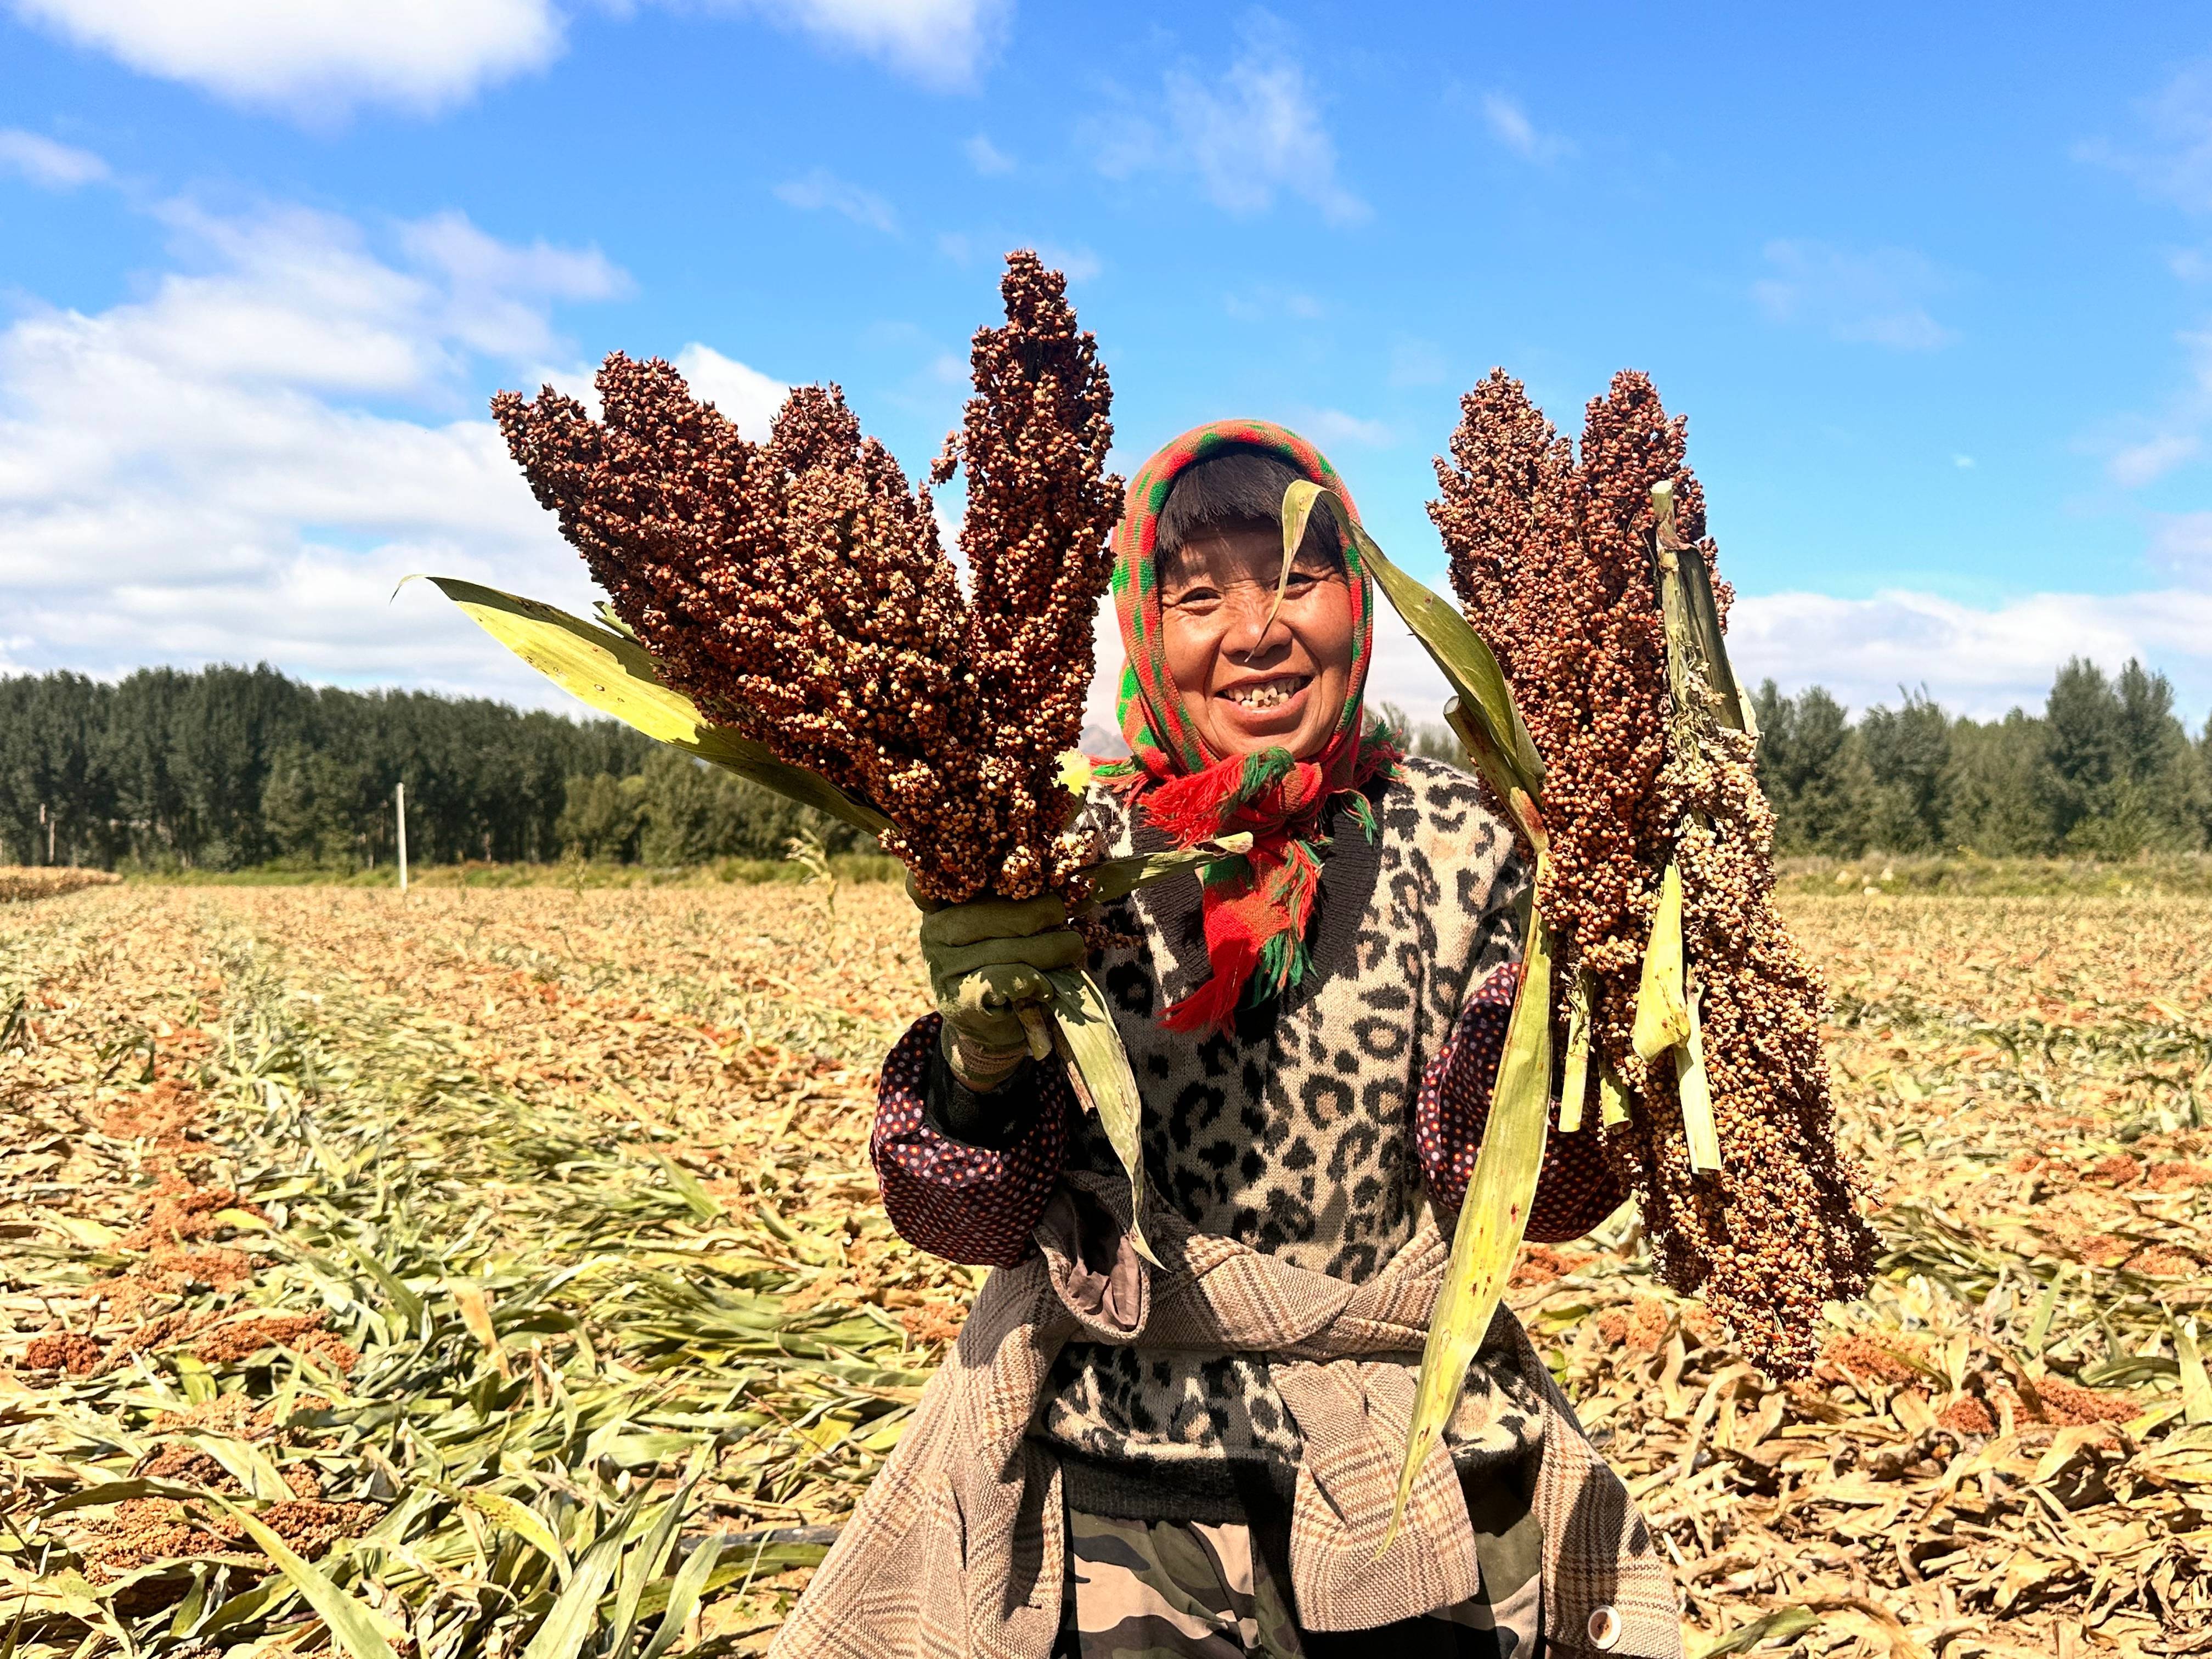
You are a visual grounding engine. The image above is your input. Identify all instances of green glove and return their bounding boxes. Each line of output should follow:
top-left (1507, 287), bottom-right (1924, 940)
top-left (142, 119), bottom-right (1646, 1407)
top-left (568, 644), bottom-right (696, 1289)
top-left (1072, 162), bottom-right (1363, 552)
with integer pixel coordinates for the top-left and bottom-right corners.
top-left (918, 894), bottom-right (1087, 1084)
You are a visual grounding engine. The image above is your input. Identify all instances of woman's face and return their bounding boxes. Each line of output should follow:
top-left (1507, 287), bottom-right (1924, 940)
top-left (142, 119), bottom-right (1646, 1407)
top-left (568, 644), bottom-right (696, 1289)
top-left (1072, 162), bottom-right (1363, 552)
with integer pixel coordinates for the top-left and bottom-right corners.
top-left (1158, 520), bottom-right (1355, 762)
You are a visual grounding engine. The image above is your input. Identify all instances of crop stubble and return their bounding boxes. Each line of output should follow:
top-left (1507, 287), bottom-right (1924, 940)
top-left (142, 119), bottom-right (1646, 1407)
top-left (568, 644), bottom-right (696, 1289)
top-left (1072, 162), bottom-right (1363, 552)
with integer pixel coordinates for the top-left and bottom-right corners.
top-left (2, 884), bottom-right (2208, 1657)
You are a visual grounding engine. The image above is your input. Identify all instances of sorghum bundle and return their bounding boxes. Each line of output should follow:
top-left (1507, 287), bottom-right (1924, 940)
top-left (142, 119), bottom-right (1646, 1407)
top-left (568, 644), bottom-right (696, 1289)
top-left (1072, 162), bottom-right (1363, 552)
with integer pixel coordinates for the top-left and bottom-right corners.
top-left (492, 251), bottom-right (1119, 903)
top-left (1432, 368), bottom-right (1874, 1376)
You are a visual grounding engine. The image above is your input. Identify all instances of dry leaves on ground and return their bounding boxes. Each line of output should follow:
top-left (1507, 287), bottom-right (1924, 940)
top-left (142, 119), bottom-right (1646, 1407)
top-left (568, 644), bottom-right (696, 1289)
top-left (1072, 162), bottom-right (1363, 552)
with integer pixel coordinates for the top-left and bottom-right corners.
top-left (1, 884), bottom-right (2207, 1658)
top-left (0, 867), bottom-right (121, 904)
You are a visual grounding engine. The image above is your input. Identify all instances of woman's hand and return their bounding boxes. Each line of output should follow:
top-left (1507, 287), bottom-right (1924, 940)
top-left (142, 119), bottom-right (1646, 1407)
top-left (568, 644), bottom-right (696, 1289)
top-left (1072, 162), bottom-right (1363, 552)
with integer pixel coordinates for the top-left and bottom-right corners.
top-left (917, 895), bottom-right (1087, 1087)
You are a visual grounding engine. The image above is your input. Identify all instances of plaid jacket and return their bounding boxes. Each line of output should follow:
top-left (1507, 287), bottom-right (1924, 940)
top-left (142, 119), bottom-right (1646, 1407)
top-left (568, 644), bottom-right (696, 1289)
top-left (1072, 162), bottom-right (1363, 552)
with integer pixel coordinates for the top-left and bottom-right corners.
top-left (771, 1171), bottom-right (1683, 1658)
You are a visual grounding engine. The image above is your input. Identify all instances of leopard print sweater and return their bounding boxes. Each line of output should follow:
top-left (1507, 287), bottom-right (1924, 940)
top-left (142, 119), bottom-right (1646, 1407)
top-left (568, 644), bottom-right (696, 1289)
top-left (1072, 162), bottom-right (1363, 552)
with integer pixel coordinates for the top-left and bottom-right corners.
top-left (1037, 756), bottom-right (1545, 1482)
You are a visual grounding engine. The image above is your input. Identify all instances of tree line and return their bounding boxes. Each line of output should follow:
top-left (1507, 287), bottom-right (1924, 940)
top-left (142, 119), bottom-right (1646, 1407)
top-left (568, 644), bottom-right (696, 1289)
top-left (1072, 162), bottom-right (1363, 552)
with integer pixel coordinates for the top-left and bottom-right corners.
top-left (1393, 654), bottom-right (2210, 860)
top-left (4, 656), bottom-right (2208, 872)
top-left (0, 665), bottom-right (864, 871)
top-left (1753, 658), bottom-right (2211, 857)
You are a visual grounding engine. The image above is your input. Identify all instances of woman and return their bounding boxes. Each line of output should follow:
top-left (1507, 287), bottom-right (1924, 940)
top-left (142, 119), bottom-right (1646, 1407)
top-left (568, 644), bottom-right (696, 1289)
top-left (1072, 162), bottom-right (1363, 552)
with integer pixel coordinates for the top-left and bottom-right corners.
top-left (774, 423), bottom-right (1681, 1659)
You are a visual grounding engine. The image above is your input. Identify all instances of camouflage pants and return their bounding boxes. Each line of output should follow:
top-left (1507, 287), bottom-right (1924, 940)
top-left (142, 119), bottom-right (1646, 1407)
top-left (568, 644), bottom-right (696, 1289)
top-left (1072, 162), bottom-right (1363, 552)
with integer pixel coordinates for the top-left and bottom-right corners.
top-left (1053, 1496), bottom-right (1542, 1658)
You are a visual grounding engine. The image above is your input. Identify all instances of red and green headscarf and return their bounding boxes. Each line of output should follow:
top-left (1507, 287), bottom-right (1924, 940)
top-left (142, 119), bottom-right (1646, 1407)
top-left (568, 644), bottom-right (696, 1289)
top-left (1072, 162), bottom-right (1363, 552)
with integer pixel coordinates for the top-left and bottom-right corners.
top-left (1098, 419), bottom-right (1401, 1032)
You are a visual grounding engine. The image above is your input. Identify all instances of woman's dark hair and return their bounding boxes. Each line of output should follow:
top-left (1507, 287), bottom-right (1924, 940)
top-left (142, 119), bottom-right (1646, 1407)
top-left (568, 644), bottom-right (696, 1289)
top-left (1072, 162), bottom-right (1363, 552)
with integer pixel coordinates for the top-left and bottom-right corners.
top-left (1155, 445), bottom-right (1345, 569)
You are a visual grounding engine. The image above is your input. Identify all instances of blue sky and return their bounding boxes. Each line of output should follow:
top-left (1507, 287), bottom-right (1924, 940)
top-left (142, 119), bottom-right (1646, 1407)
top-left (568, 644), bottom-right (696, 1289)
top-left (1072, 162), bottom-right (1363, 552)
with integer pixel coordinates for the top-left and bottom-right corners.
top-left (6, 1), bottom-right (2212, 730)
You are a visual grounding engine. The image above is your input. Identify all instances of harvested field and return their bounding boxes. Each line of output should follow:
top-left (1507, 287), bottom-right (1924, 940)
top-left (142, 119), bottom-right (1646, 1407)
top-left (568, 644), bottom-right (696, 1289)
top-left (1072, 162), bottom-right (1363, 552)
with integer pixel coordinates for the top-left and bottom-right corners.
top-left (3, 884), bottom-right (2208, 1657)
top-left (0, 867), bottom-right (121, 903)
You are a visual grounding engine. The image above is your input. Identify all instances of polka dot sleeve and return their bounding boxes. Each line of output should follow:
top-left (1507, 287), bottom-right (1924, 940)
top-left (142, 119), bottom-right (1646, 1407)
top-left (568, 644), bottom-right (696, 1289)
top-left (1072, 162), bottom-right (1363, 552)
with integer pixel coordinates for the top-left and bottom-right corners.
top-left (870, 1014), bottom-right (1071, 1267)
top-left (1417, 962), bottom-right (1627, 1243)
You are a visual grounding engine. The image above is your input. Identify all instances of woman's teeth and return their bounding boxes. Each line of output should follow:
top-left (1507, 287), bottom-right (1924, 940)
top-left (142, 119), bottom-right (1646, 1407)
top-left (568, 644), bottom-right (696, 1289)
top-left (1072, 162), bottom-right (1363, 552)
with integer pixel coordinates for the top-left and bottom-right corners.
top-left (1225, 677), bottom-right (1305, 710)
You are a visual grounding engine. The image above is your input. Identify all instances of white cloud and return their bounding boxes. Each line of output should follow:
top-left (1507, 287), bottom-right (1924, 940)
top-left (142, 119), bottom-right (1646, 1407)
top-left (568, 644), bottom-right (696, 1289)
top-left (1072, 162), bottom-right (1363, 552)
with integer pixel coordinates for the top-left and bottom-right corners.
top-left (2078, 61), bottom-right (2212, 213)
top-left (8, 0), bottom-right (1006, 121)
top-left (672, 343), bottom-right (787, 441)
top-left (1728, 586), bottom-right (2212, 720)
top-left (1951, 453), bottom-right (1976, 469)
top-left (1389, 337), bottom-right (1448, 388)
top-left (2079, 74), bottom-right (2212, 492)
top-left (1087, 14), bottom-right (1367, 226)
top-left (17, 191), bottom-right (2206, 742)
top-left (2151, 510), bottom-right (2212, 580)
top-left (964, 133), bottom-right (1015, 175)
top-left (2084, 326), bottom-right (2212, 488)
top-left (0, 196), bottom-right (633, 701)
top-left (736, 0), bottom-right (1008, 92)
top-left (1223, 286), bottom-right (1323, 322)
top-left (1081, 606), bottom-right (1122, 740)
top-left (774, 166), bottom-right (898, 233)
top-left (1293, 408), bottom-right (1393, 450)
top-left (1035, 242), bottom-right (1102, 283)
top-left (1480, 93), bottom-right (1571, 163)
top-left (0, 128), bottom-right (110, 189)
top-left (935, 237), bottom-right (1092, 279)
top-left (2109, 430), bottom-right (2200, 486)
top-left (1752, 240), bottom-right (1957, 351)
top-left (400, 210), bottom-right (628, 365)
top-left (8, 0), bottom-right (565, 120)
top-left (1360, 601), bottom-right (1453, 722)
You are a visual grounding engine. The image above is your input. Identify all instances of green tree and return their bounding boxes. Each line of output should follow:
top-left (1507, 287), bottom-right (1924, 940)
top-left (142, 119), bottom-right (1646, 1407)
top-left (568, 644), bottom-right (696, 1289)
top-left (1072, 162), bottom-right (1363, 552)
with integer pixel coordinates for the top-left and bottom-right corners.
top-left (0, 662), bottom-right (661, 872)
top-left (170, 665), bottom-right (314, 866)
top-left (1859, 690), bottom-right (1952, 853)
top-left (22, 653), bottom-right (2194, 873)
top-left (259, 743), bottom-right (324, 864)
top-left (636, 750), bottom-right (744, 865)
top-left (261, 743), bottom-right (377, 867)
top-left (2113, 660), bottom-right (2206, 850)
top-left (0, 673), bottom-right (104, 866)
top-left (2040, 658), bottom-right (2128, 853)
top-left (1752, 681), bottom-right (1868, 854)
top-left (2200, 715), bottom-right (2212, 848)
top-left (1944, 712), bottom-right (2050, 854)
top-left (2038, 657), bottom-right (2204, 856)
top-left (635, 747), bottom-right (868, 865)
top-left (557, 773), bottom-right (647, 861)
top-left (96, 669), bottom-right (189, 866)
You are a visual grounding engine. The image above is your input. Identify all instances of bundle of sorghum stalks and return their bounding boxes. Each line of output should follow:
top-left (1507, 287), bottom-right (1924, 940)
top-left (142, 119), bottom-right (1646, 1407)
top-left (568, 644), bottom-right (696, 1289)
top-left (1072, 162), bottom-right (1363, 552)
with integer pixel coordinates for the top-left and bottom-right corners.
top-left (1431, 368), bottom-right (1875, 1376)
top-left (491, 250), bottom-right (1119, 904)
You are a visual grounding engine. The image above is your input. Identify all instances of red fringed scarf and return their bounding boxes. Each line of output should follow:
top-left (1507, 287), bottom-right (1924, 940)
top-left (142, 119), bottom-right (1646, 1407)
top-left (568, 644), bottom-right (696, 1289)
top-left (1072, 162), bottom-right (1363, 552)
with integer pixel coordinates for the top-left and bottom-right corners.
top-left (1096, 420), bottom-right (1401, 1032)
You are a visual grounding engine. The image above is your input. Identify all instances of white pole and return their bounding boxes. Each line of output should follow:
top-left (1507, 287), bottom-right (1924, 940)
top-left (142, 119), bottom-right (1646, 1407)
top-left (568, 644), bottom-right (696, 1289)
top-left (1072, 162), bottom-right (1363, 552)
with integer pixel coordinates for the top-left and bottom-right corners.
top-left (396, 781), bottom-right (409, 893)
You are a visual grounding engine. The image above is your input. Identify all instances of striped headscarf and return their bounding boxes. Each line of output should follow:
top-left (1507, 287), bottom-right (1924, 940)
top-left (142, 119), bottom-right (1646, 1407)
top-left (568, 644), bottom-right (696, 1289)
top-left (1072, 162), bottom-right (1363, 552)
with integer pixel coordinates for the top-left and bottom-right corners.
top-left (1098, 419), bottom-right (1401, 1031)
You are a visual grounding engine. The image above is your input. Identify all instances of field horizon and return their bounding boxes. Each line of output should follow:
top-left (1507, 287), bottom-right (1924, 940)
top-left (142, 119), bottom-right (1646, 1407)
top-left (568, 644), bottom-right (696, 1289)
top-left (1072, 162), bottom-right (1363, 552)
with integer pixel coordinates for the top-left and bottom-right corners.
top-left (8, 850), bottom-right (2212, 901)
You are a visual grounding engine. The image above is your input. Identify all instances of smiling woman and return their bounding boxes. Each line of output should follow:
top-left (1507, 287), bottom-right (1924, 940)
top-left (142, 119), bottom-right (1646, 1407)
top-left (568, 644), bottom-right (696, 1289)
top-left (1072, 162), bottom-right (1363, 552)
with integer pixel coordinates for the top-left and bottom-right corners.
top-left (1097, 427), bottom-right (1402, 1035)
top-left (810, 419), bottom-right (1679, 1659)
top-left (1154, 446), bottom-right (1355, 761)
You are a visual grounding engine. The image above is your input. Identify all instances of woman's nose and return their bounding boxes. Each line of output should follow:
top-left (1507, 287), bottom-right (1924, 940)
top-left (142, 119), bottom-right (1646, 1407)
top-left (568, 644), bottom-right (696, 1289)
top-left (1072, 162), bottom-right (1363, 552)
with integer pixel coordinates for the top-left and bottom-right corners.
top-left (1222, 589), bottom-right (1291, 661)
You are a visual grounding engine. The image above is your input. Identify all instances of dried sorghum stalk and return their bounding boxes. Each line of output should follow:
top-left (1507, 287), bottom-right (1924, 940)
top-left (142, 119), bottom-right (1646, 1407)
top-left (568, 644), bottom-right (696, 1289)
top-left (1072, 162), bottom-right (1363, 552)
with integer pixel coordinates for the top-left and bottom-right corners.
top-left (1432, 368), bottom-right (1874, 1376)
top-left (492, 251), bottom-right (1120, 904)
